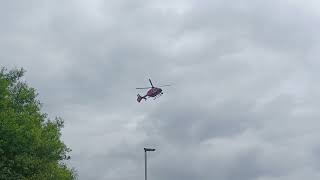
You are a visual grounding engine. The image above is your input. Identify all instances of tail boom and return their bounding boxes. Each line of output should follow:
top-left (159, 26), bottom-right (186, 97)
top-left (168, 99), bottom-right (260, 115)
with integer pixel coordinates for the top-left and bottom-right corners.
top-left (137, 94), bottom-right (147, 102)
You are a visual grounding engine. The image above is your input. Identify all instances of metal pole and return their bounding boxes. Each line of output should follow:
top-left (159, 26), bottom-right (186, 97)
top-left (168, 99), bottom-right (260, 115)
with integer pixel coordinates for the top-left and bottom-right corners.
top-left (144, 148), bottom-right (155, 180)
top-left (145, 150), bottom-right (147, 180)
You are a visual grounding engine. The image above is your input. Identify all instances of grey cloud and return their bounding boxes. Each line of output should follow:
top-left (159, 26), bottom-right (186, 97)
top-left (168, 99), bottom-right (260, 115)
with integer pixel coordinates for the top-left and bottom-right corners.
top-left (1, 0), bottom-right (320, 180)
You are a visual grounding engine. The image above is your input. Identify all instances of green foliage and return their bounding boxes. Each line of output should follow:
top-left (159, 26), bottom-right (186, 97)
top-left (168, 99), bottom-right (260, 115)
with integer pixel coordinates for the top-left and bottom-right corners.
top-left (0, 67), bottom-right (76, 180)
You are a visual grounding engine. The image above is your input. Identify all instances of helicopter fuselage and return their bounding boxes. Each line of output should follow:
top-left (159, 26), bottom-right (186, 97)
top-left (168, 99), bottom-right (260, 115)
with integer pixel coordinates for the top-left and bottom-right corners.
top-left (147, 87), bottom-right (163, 97)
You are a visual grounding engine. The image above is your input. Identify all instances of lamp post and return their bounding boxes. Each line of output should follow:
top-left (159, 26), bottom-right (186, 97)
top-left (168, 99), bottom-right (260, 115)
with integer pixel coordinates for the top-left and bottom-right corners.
top-left (144, 148), bottom-right (155, 180)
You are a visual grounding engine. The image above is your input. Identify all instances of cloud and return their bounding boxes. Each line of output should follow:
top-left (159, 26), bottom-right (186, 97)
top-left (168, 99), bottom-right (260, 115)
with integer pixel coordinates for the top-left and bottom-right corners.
top-left (1, 0), bottom-right (320, 179)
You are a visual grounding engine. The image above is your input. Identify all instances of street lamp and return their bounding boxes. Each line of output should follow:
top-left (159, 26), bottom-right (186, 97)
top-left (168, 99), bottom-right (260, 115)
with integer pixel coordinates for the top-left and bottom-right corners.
top-left (144, 148), bottom-right (156, 180)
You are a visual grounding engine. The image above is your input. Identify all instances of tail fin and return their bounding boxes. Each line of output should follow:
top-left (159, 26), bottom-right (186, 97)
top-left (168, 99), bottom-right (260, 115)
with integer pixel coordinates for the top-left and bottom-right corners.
top-left (137, 94), bottom-right (146, 103)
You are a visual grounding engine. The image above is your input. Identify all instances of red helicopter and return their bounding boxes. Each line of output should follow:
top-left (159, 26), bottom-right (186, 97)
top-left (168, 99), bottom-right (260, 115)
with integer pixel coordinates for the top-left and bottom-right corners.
top-left (136, 79), bottom-right (170, 102)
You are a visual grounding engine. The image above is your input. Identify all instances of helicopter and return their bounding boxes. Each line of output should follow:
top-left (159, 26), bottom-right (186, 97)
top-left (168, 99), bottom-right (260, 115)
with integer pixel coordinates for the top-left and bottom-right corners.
top-left (136, 79), bottom-right (171, 102)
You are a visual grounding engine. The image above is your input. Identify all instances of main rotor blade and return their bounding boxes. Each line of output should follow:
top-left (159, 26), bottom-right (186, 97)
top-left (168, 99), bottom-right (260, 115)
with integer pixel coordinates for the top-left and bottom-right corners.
top-left (136, 87), bottom-right (152, 89)
top-left (157, 84), bottom-right (171, 87)
top-left (149, 79), bottom-right (154, 88)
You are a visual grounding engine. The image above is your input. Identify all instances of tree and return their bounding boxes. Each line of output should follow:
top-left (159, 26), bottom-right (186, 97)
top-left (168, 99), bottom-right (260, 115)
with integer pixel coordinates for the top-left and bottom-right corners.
top-left (0, 67), bottom-right (76, 179)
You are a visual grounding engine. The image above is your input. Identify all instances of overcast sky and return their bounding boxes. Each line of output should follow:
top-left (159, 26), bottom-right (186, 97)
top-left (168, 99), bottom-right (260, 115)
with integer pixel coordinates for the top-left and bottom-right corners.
top-left (1, 0), bottom-right (320, 179)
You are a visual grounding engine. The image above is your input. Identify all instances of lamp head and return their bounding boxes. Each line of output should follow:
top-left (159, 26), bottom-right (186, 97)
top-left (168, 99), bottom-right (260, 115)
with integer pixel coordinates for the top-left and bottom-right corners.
top-left (144, 148), bottom-right (156, 152)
